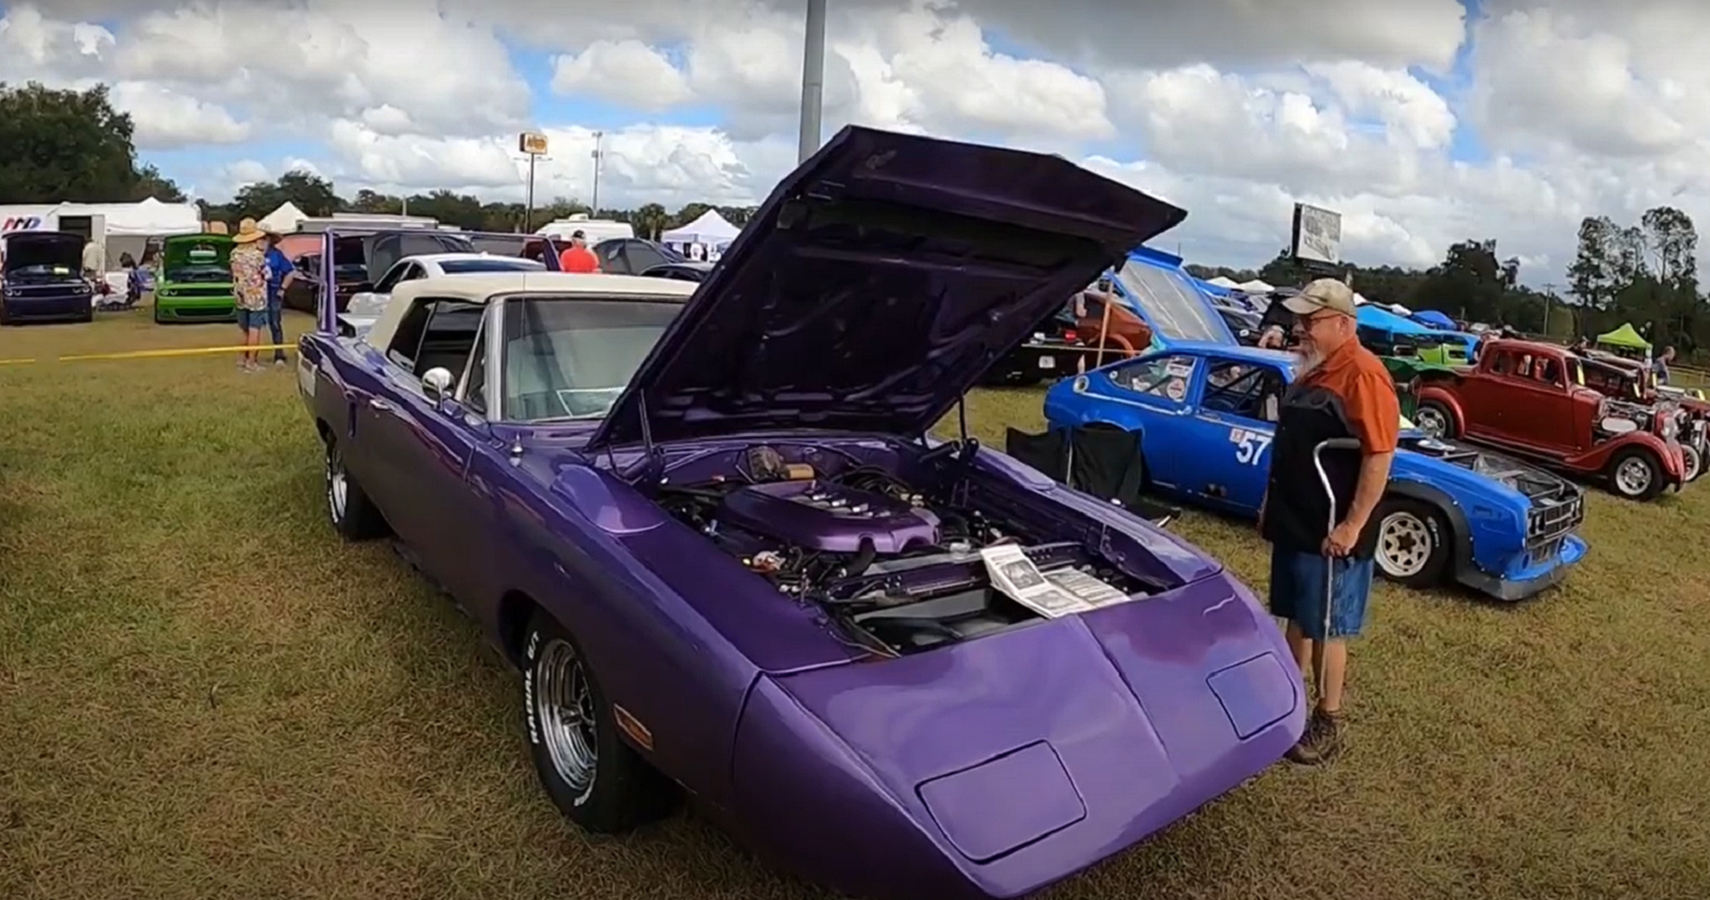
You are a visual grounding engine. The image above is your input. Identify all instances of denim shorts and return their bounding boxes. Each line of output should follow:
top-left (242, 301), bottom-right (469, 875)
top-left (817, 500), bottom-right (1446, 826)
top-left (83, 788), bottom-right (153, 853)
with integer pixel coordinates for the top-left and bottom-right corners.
top-left (236, 307), bottom-right (268, 330)
top-left (1268, 549), bottom-right (1374, 641)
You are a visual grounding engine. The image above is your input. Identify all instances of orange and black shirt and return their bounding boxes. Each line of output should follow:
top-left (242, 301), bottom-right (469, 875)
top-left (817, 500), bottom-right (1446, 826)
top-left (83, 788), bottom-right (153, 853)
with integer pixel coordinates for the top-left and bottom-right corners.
top-left (1260, 339), bottom-right (1400, 559)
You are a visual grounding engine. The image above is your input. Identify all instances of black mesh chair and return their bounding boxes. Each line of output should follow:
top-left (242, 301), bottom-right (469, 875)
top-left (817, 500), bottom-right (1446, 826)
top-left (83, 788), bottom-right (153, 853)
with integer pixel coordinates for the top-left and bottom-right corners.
top-left (1004, 424), bottom-right (1179, 526)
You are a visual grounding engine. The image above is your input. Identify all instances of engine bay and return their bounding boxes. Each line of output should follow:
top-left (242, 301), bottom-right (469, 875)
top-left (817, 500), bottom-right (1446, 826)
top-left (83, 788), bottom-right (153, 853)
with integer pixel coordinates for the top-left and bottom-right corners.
top-left (654, 443), bottom-right (1154, 656)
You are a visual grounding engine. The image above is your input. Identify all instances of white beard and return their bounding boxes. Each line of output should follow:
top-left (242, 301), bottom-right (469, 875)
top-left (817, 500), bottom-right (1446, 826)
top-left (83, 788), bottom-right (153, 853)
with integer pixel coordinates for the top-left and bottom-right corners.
top-left (1294, 347), bottom-right (1326, 374)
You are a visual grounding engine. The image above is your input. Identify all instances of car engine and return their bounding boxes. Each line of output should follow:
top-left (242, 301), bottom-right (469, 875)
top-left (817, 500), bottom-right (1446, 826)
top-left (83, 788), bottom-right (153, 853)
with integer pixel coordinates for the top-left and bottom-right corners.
top-left (656, 443), bottom-right (1149, 656)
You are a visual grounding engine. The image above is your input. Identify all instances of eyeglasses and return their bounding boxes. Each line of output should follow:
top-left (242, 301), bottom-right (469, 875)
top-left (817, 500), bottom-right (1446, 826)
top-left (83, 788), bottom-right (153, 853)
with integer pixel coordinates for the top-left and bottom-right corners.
top-left (1291, 310), bottom-right (1342, 333)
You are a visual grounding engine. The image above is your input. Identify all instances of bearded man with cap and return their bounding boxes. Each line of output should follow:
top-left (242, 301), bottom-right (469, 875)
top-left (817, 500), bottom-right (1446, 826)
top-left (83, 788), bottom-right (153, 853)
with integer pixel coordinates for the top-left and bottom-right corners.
top-left (1257, 278), bottom-right (1399, 765)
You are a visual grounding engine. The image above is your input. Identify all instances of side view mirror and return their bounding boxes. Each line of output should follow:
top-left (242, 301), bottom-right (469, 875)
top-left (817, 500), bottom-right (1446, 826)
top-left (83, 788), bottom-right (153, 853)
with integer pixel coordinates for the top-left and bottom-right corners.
top-left (422, 367), bottom-right (454, 404)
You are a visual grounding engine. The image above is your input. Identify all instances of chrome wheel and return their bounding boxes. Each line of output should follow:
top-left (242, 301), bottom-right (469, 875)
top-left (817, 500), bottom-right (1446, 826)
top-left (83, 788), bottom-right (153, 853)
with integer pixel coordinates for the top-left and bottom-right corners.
top-left (1413, 405), bottom-right (1449, 438)
top-left (535, 638), bottom-right (598, 798)
top-left (325, 447), bottom-right (348, 523)
top-left (1682, 445), bottom-right (1702, 482)
top-left (1377, 511), bottom-right (1433, 579)
top-left (1615, 456), bottom-right (1653, 497)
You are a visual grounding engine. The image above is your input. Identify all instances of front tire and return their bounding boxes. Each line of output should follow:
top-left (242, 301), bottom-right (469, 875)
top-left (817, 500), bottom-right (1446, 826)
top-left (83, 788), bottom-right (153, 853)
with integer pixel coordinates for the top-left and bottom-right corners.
top-left (1373, 497), bottom-right (1451, 588)
top-left (1608, 447), bottom-right (1666, 501)
top-left (521, 610), bottom-right (677, 833)
top-left (324, 436), bottom-right (388, 540)
top-left (1413, 400), bottom-right (1456, 439)
top-left (1680, 442), bottom-right (1703, 483)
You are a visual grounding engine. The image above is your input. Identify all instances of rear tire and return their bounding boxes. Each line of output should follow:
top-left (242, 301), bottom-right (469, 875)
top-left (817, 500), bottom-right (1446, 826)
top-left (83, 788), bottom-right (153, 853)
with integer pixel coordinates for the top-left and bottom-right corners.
top-left (323, 435), bottom-right (389, 540)
top-left (1607, 447), bottom-right (1666, 502)
top-left (1372, 497), bottom-right (1452, 588)
top-left (521, 610), bottom-right (678, 833)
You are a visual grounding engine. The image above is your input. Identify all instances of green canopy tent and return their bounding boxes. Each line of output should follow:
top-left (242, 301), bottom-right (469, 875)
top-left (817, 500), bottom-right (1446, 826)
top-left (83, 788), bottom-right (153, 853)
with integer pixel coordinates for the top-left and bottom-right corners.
top-left (1596, 322), bottom-right (1652, 350)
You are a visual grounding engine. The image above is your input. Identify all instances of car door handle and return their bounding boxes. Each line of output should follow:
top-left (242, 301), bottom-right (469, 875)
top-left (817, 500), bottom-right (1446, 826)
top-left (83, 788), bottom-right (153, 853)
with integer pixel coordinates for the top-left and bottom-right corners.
top-left (368, 397), bottom-right (392, 411)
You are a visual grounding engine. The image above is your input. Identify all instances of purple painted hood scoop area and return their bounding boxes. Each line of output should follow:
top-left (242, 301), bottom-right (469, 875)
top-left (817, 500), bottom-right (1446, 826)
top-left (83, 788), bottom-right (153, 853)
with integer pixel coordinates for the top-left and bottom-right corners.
top-left (586, 125), bottom-right (1189, 451)
top-left (717, 480), bottom-right (940, 554)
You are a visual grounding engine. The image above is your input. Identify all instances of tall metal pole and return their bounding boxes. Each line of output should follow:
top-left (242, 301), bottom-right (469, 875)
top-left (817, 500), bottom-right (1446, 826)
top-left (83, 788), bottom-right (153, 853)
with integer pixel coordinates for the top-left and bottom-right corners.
top-left (590, 131), bottom-right (604, 214)
top-left (797, 0), bottom-right (827, 163)
top-left (524, 153), bottom-right (537, 233)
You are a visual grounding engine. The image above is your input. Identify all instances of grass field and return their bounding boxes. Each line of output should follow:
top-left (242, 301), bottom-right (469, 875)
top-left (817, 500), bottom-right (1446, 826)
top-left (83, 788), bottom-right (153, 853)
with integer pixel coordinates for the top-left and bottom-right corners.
top-left (4, 311), bottom-right (1710, 900)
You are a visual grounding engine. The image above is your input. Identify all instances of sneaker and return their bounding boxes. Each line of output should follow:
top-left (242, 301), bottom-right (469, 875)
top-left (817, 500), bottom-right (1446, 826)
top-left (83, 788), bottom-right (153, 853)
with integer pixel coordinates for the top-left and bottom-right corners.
top-left (1286, 709), bottom-right (1344, 765)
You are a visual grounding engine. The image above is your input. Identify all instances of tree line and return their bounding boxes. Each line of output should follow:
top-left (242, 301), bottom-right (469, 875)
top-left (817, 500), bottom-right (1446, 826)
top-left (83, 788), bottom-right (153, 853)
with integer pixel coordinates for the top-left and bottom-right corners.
top-left (6, 80), bottom-right (1709, 354)
top-left (196, 170), bottom-right (758, 242)
top-left (1190, 208), bottom-right (1705, 356)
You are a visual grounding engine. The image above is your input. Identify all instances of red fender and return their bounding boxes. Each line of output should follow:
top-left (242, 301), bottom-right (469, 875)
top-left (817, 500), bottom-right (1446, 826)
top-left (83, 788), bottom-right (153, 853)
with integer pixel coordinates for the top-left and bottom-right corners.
top-left (1413, 386), bottom-right (1465, 434)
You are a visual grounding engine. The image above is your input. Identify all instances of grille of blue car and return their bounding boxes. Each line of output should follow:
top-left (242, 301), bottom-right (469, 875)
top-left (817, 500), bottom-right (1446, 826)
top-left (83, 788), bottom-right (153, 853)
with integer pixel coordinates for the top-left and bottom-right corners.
top-left (1526, 493), bottom-right (1583, 550)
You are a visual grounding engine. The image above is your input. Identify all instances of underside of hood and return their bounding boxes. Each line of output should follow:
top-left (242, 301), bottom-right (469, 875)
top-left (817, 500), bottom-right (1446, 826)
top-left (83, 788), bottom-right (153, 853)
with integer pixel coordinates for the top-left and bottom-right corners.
top-left (162, 234), bottom-right (232, 270)
top-left (587, 126), bottom-right (1188, 451)
top-left (4, 231), bottom-right (84, 273)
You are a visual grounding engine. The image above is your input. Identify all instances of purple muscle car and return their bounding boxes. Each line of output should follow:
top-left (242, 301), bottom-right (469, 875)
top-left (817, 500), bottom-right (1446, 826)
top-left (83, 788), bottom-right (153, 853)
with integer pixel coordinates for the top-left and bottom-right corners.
top-left (295, 126), bottom-right (1306, 899)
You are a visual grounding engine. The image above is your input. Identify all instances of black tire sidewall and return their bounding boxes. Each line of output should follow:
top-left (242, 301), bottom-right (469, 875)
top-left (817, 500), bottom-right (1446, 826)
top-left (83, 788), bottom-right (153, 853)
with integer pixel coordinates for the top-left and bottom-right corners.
top-left (1417, 400), bottom-right (1456, 439)
top-left (521, 611), bottom-right (657, 833)
top-left (1373, 497), bottom-right (1451, 588)
top-left (1609, 448), bottom-right (1664, 501)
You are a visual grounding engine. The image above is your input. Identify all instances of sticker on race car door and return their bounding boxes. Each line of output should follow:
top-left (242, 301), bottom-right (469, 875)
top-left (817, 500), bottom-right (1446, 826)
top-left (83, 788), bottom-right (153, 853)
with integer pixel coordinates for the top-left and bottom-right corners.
top-left (1165, 378), bottom-right (1187, 401)
top-left (1228, 426), bottom-right (1273, 465)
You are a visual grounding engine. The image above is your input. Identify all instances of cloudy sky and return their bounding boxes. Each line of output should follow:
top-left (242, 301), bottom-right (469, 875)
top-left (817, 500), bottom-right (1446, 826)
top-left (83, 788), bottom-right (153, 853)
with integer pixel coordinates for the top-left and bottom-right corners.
top-left (1, 0), bottom-right (1705, 280)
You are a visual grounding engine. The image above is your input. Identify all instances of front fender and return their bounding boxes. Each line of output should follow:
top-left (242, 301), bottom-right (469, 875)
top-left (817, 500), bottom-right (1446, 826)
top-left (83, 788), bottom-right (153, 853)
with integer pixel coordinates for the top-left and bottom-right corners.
top-left (1566, 431), bottom-right (1684, 481)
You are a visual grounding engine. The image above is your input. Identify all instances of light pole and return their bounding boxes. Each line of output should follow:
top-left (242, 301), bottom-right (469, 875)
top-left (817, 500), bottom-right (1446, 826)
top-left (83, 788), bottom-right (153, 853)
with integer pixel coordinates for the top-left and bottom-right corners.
top-left (798, 0), bottom-right (827, 163)
top-left (590, 131), bottom-right (605, 214)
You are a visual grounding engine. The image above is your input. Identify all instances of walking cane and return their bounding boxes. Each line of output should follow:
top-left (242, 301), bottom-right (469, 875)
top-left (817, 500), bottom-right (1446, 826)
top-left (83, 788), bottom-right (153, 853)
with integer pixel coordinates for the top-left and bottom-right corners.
top-left (1311, 437), bottom-right (1362, 700)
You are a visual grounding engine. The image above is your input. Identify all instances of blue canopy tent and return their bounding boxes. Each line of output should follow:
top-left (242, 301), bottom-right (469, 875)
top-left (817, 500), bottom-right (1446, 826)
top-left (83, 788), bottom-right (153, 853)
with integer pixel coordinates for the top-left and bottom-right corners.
top-left (1358, 303), bottom-right (1438, 336)
top-left (1410, 309), bottom-right (1456, 329)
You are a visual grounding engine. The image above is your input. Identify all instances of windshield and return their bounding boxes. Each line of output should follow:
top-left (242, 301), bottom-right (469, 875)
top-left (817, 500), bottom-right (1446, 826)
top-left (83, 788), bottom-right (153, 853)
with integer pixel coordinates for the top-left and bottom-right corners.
top-left (500, 297), bottom-right (683, 422)
top-left (438, 258), bottom-right (544, 275)
top-left (1115, 260), bottom-right (1230, 343)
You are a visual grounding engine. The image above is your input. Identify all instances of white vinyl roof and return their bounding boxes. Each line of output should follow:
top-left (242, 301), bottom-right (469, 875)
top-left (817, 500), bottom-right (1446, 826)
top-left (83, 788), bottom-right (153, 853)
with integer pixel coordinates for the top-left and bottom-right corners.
top-left (365, 272), bottom-right (698, 351)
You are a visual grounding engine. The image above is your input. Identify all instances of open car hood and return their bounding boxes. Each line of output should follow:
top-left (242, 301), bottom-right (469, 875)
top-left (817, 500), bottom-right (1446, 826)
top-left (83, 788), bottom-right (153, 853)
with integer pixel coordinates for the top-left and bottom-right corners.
top-left (161, 234), bottom-right (233, 271)
top-left (3, 231), bottom-right (84, 273)
top-left (587, 126), bottom-right (1188, 450)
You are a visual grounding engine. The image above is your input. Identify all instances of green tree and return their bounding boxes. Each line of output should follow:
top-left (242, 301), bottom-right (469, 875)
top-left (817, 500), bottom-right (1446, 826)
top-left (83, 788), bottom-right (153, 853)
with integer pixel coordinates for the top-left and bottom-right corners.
top-left (0, 81), bottom-right (183, 204)
top-left (229, 170), bottom-right (345, 219)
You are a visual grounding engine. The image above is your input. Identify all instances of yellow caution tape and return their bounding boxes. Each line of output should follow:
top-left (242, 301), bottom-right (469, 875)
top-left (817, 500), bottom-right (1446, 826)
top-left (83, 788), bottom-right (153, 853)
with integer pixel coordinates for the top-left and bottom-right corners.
top-left (0, 344), bottom-right (296, 365)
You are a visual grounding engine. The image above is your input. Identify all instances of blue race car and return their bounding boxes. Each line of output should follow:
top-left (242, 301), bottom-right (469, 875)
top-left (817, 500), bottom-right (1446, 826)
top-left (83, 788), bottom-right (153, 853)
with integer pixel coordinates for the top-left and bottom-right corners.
top-left (1040, 342), bottom-right (1590, 601)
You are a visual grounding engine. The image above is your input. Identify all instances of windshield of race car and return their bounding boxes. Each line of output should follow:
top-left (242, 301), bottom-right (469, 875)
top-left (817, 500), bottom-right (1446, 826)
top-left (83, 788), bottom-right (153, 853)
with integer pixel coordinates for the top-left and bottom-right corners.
top-left (501, 296), bottom-right (682, 421)
top-left (1114, 260), bottom-right (1228, 343)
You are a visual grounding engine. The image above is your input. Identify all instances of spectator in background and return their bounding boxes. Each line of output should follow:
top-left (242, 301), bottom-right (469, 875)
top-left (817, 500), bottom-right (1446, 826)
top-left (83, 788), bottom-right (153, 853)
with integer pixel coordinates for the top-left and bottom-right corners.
top-left (1654, 345), bottom-right (1676, 385)
top-left (557, 230), bottom-right (600, 273)
top-left (81, 237), bottom-right (107, 281)
top-left (262, 232), bottom-right (298, 368)
top-left (229, 219), bottom-right (270, 373)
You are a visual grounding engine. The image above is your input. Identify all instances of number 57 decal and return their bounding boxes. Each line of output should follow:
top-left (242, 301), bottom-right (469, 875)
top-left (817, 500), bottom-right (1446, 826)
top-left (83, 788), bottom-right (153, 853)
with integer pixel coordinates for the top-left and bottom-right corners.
top-left (1229, 426), bottom-right (1273, 465)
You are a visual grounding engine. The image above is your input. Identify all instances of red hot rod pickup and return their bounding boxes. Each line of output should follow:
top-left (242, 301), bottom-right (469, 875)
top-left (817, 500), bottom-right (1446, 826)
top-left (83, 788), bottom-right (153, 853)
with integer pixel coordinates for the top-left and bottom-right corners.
top-left (1413, 338), bottom-right (1688, 502)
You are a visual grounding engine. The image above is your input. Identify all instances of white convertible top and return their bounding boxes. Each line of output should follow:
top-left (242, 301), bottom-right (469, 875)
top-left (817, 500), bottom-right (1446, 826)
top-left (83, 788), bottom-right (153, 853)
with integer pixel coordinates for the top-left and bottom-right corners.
top-left (364, 272), bottom-right (698, 351)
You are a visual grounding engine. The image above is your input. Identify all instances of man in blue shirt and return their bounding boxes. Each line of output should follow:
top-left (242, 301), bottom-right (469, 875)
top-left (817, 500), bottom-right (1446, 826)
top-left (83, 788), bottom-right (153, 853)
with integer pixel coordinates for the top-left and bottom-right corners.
top-left (1654, 345), bottom-right (1675, 385)
top-left (262, 232), bottom-right (298, 367)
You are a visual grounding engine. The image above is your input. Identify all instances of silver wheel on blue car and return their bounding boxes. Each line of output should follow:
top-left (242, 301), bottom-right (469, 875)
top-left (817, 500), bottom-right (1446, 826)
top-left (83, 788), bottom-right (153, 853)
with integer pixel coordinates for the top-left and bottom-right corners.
top-left (1373, 497), bottom-right (1450, 589)
top-left (520, 608), bottom-right (677, 834)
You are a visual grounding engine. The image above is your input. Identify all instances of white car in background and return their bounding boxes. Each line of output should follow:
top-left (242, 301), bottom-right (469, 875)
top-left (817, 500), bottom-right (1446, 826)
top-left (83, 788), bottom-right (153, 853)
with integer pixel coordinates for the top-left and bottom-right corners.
top-left (345, 253), bottom-right (547, 319)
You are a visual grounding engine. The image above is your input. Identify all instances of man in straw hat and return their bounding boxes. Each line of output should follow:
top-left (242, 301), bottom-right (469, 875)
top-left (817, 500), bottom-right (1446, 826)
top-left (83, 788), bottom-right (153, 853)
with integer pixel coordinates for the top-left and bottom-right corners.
top-left (229, 218), bottom-right (270, 373)
top-left (1257, 277), bottom-right (1398, 765)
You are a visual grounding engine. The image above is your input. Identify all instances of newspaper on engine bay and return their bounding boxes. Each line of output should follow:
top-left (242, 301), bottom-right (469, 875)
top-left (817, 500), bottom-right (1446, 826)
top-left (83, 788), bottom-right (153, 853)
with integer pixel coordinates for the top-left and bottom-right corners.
top-left (979, 543), bottom-right (1129, 618)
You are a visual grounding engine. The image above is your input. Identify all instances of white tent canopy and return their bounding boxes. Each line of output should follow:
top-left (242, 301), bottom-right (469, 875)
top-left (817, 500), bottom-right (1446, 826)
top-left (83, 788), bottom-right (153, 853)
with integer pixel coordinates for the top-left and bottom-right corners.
top-left (63, 198), bottom-right (200, 235)
top-left (259, 202), bottom-right (306, 233)
top-left (1237, 279), bottom-right (1274, 292)
top-left (661, 209), bottom-right (740, 246)
top-left (1206, 276), bottom-right (1240, 288)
